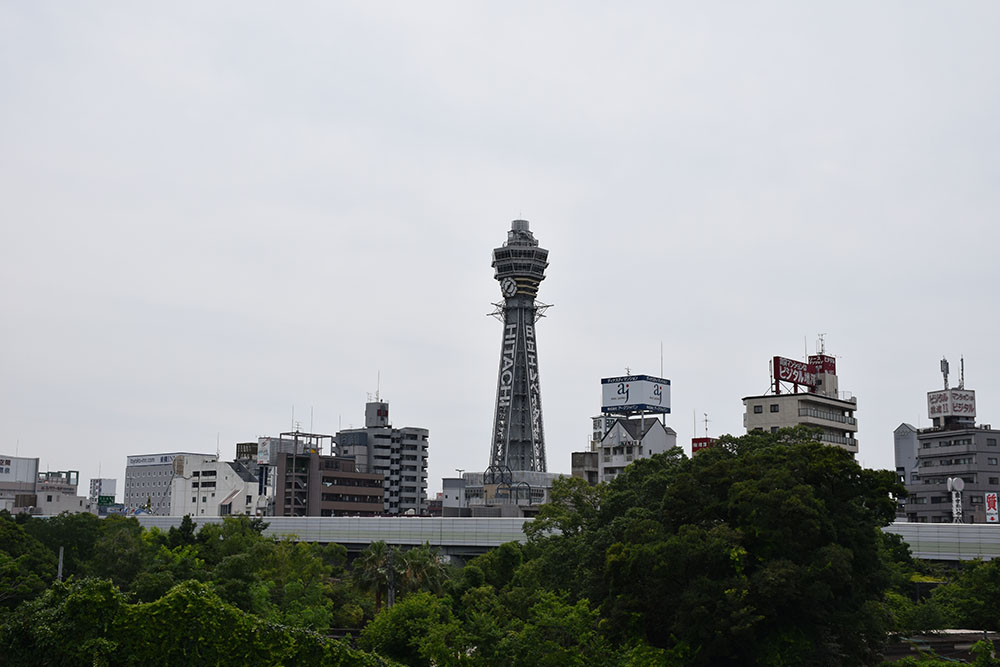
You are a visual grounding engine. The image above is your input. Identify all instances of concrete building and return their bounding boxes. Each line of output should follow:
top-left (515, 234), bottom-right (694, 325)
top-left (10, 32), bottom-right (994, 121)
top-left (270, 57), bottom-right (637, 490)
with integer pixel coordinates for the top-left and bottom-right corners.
top-left (742, 351), bottom-right (859, 454)
top-left (89, 478), bottom-right (118, 503)
top-left (169, 455), bottom-right (261, 517)
top-left (596, 417), bottom-right (676, 483)
top-left (452, 469), bottom-right (561, 518)
top-left (899, 359), bottom-right (1000, 523)
top-left (336, 400), bottom-right (429, 515)
top-left (38, 470), bottom-right (79, 495)
top-left (124, 452), bottom-right (214, 515)
top-left (36, 491), bottom-right (97, 515)
top-left (251, 431), bottom-right (385, 517)
top-left (570, 451), bottom-right (599, 485)
top-left (0, 455), bottom-right (39, 513)
top-left (273, 451), bottom-right (384, 517)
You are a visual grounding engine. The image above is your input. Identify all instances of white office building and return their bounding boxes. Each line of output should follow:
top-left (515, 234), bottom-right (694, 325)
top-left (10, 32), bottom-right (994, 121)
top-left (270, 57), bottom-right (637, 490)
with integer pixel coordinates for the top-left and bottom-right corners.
top-left (124, 452), bottom-right (214, 515)
top-left (89, 478), bottom-right (118, 503)
top-left (169, 454), bottom-right (261, 517)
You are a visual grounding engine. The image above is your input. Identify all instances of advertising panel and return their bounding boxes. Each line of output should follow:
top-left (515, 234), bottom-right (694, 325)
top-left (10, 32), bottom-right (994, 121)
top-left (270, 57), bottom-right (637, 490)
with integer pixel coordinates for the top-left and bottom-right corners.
top-left (927, 389), bottom-right (977, 420)
top-left (0, 455), bottom-right (39, 484)
top-left (808, 354), bottom-right (837, 374)
top-left (601, 375), bottom-right (671, 414)
top-left (987, 492), bottom-right (999, 524)
top-left (257, 438), bottom-right (272, 466)
top-left (773, 357), bottom-right (818, 387)
top-left (127, 454), bottom-right (176, 467)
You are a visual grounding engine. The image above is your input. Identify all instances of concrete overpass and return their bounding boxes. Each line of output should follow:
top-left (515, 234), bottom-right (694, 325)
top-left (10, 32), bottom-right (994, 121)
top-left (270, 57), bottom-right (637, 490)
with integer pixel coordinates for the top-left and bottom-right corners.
top-left (134, 515), bottom-right (530, 557)
top-left (884, 521), bottom-right (1000, 561)
top-left (132, 516), bottom-right (1000, 561)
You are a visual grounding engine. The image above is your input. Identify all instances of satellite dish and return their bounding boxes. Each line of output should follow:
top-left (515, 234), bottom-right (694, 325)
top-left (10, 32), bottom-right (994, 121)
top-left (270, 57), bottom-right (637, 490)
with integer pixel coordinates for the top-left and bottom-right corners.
top-left (953, 478), bottom-right (965, 492)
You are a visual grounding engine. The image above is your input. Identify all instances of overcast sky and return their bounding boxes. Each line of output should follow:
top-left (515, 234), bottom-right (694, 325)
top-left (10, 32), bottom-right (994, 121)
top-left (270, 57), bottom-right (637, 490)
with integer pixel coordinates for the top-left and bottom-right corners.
top-left (3, 2), bottom-right (999, 500)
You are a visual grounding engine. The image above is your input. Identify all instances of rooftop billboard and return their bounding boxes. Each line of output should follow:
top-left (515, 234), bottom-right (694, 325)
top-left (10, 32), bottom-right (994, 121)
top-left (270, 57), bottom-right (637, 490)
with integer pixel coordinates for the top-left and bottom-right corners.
top-left (601, 375), bottom-right (671, 414)
top-left (927, 389), bottom-right (976, 420)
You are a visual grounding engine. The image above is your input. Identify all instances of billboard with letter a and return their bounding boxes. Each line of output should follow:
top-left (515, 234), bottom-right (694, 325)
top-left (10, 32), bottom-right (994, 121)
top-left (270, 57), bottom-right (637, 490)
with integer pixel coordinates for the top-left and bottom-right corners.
top-left (601, 375), bottom-right (671, 414)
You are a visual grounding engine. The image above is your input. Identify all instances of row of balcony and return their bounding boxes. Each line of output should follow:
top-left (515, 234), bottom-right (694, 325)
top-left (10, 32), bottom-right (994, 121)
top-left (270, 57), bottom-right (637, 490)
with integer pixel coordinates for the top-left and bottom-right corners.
top-left (798, 407), bottom-right (857, 425)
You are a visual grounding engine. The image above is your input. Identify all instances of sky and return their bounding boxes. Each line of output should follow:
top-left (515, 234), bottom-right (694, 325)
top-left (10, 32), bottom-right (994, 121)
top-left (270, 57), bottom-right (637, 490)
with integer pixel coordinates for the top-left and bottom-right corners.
top-left (2, 2), bottom-right (999, 500)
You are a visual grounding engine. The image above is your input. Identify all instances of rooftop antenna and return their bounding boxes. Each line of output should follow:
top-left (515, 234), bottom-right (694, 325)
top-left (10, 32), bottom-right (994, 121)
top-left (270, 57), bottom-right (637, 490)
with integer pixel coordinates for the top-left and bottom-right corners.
top-left (625, 366), bottom-right (632, 375)
top-left (941, 357), bottom-right (950, 390)
top-left (817, 333), bottom-right (827, 355)
top-left (216, 432), bottom-right (220, 458)
top-left (959, 356), bottom-right (965, 390)
top-left (310, 406), bottom-right (314, 433)
top-left (660, 342), bottom-right (663, 377)
top-left (291, 406), bottom-right (295, 433)
top-left (376, 370), bottom-right (381, 402)
top-left (804, 336), bottom-right (808, 361)
top-left (703, 413), bottom-right (710, 438)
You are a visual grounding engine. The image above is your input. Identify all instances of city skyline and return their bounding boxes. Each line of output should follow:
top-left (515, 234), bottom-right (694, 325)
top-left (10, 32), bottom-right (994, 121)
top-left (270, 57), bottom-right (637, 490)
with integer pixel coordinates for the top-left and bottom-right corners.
top-left (2, 3), bottom-right (999, 496)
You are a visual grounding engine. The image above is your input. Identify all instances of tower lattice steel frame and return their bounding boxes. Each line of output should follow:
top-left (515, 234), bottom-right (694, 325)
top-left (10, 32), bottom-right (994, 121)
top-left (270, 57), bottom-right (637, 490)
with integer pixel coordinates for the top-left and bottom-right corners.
top-left (488, 220), bottom-right (550, 472)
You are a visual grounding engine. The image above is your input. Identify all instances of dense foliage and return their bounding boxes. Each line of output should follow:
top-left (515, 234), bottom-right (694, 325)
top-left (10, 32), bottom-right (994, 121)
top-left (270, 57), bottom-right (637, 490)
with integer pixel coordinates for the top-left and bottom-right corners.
top-left (7, 427), bottom-right (1000, 665)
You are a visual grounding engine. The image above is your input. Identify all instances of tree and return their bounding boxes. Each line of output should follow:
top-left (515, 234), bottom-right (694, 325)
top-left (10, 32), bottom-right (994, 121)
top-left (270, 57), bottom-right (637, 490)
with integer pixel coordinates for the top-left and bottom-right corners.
top-left (524, 427), bottom-right (905, 665)
top-left (0, 512), bottom-right (58, 609)
top-left (358, 591), bottom-right (463, 666)
top-left (85, 516), bottom-right (150, 590)
top-left (21, 511), bottom-right (102, 579)
top-left (0, 577), bottom-right (126, 666)
top-left (399, 543), bottom-right (449, 596)
top-left (353, 541), bottom-right (400, 613)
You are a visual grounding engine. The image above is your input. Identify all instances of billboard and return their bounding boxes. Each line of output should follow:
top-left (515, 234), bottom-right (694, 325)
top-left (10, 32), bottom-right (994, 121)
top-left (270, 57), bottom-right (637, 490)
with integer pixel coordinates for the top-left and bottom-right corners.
top-left (808, 354), bottom-right (837, 374)
top-left (927, 389), bottom-right (976, 420)
top-left (601, 375), bottom-right (671, 414)
top-left (987, 492), bottom-right (999, 524)
top-left (0, 455), bottom-right (39, 484)
top-left (127, 454), bottom-right (177, 467)
top-left (257, 437), bottom-right (272, 465)
top-left (691, 437), bottom-right (716, 455)
top-left (773, 357), bottom-right (818, 387)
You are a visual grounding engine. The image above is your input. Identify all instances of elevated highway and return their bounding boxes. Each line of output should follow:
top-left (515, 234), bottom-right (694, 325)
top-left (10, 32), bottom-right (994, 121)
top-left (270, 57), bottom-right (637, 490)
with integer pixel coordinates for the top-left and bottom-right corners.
top-left (132, 516), bottom-right (1000, 561)
top-left (134, 515), bottom-right (530, 557)
top-left (884, 521), bottom-right (1000, 561)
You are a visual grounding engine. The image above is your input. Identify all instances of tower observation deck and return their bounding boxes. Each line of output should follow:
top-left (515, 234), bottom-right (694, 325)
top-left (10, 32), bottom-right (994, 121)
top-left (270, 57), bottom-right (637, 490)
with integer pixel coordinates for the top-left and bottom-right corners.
top-left (489, 220), bottom-right (550, 472)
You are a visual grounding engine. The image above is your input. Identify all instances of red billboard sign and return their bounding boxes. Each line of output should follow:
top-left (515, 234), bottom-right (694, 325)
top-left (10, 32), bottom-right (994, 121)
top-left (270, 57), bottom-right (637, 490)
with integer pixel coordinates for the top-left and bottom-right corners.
top-left (773, 356), bottom-right (818, 387)
top-left (808, 354), bottom-right (836, 374)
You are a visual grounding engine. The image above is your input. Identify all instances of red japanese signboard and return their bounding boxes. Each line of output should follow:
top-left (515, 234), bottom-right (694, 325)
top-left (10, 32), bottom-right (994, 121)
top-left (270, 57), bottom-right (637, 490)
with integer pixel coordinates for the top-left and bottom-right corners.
top-left (986, 492), bottom-right (998, 523)
top-left (773, 356), bottom-right (818, 387)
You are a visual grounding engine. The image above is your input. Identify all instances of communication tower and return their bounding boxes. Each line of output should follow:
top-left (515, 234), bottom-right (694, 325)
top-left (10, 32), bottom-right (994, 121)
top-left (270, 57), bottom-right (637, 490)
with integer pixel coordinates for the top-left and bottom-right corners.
top-left (488, 220), bottom-right (550, 472)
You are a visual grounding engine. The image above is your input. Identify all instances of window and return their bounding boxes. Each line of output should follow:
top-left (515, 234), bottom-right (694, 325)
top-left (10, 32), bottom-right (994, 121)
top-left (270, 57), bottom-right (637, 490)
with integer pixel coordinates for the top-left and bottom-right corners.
top-left (990, 477), bottom-right (999, 485)
top-left (990, 458), bottom-right (999, 466)
top-left (191, 497), bottom-right (196, 503)
top-left (770, 427), bottom-right (779, 433)
top-left (989, 438), bottom-right (998, 447)
top-left (753, 405), bottom-right (763, 414)
top-left (770, 404), bottom-right (779, 413)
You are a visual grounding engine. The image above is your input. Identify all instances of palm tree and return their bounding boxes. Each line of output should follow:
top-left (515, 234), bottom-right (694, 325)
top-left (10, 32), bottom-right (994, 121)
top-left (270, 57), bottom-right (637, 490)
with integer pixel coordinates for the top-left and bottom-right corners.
top-left (353, 541), bottom-right (398, 612)
top-left (400, 543), bottom-right (448, 595)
